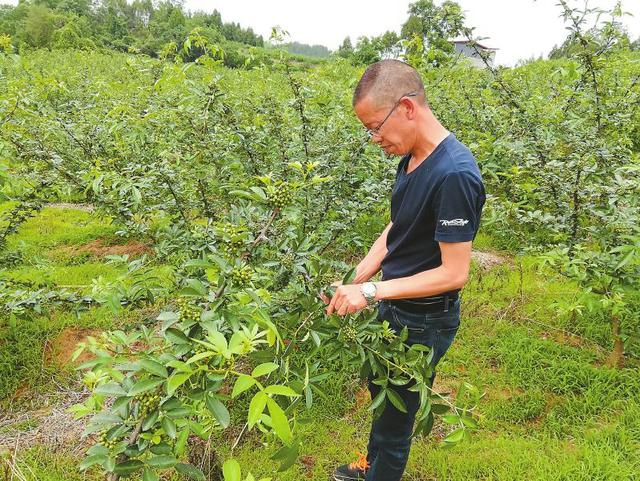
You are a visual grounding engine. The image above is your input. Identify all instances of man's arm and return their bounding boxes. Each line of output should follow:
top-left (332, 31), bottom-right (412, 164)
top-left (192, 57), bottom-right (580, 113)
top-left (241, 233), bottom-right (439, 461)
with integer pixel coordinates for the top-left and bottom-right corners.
top-left (353, 221), bottom-right (393, 284)
top-left (326, 240), bottom-right (472, 316)
top-left (374, 241), bottom-right (472, 300)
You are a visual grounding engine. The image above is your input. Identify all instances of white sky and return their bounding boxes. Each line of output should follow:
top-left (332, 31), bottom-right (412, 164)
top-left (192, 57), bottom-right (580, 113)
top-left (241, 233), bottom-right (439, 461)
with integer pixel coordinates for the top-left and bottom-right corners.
top-left (2, 0), bottom-right (639, 66)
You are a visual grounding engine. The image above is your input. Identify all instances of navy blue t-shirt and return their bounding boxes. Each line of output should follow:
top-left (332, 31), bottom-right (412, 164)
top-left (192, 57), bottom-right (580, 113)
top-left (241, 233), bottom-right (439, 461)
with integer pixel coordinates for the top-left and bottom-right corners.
top-left (380, 133), bottom-right (486, 286)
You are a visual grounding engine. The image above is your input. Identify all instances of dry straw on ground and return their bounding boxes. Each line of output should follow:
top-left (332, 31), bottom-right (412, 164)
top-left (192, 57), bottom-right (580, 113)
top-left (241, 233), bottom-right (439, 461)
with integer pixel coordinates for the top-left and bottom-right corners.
top-left (0, 381), bottom-right (92, 456)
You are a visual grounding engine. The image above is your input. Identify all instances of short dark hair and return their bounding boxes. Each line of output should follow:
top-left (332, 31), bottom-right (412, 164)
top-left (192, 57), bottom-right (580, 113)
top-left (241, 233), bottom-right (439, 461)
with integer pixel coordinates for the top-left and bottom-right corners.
top-left (352, 59), bottom-right (425, 108)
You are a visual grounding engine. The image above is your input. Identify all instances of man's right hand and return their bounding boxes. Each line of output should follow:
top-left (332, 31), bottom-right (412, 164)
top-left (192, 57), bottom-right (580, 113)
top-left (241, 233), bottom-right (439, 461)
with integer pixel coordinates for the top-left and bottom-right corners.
top-left (319, 281), bottom-right (342, 304)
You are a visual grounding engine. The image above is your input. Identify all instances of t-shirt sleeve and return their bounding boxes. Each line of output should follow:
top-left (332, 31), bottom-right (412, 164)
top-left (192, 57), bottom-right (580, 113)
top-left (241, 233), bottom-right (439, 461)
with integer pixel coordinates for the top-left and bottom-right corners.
top-left (433, 171), bottom-right (485, 242)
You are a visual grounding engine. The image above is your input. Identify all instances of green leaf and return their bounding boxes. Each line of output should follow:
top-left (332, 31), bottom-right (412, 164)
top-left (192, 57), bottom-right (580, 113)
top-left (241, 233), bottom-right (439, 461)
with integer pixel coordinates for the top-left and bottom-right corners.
top-left (175, 463), bottom-right (206, 481)
top-left (140, 359), bottom-right (168, 378)
top-left (431, 403), bottom-right (450, 415)
top-left (167, 372), bottom-right (193, 396)
top-left (91, 413), bottom-right (123, 425)
top-left (79, 454), bottom-right (107, 471)
top-left (94, 383), bottom-right (127, 397)
top-left (251, 362), bottom-right (279, 378)
top-left (114, 459), bottom-right (144, 475)
top-left (304, 385), bottom-right (312, 409)
top-left (412, 411), bottom-right (434, 438)
top-left (248, 392), bottom-right (268, 428)
top-left (157, 311), bottom-right (180, 330)
top-left (161, 416), bottom-right (177, 439)
top-left (143, 469), bottom-right (159, 481)
top-left (112, 396), bottom-right (131, 412)
top-left (369, 389), bottom-right (386, 411)
top-left (206, 396), bottom-right (231, 428)
top-left (180, 279), bottom-right (207, 297)
top-left (165, 407), bottom-right (191, 418)
top-left (147, 455), bottom-right (178, 469)
top-left (165, 328), bottom-right (190, 344)
top-left (207, 331), bottom-right (228, 352)
top-left (232, 375), bottom-right (255, 398)
top-left (266, 398), bottom-right (292, 444)
top-left (76, 356), bottom-right (105, 371)
top-left (442, 414), bottom-right (459, 425)
top-left (443, 427), bottom-right (465, 444)
top-left (386, 389), bottom-right (407, 413)
top-left (103, 456), bottom-right (116, 472)
top-left (186, 350), bottom-right (215, 364)
top-left (229, 189), bottom-right (262, 202)
top-left (342, 266), bottom-right (356, 285)
top-left (460, 415), bottom-right (478, 429)
top-left (228, 331), bottom-right (245, 354)
top-left (150, 443), bottom-right (173, 455)
top-left (222, 459), bottom-right (242, 481)
top-left (129, 378), bottom-right (164, 396)
top-left (87, 444), bottom-right (109, 457)
top-left (271, 441), bottom-right (300, 472)
top-left (249, 186), bottom-right (267, 200)
top-left (207, 254), bottom-right (230, 270)
top-left (263, 385), bottom-right (299, 397)
top-left (142, 409), bottom-right (160, 431)
top-left (175, 428), bottom-right (190, 457)
top-left (423, 411), bottom-right (435, 436)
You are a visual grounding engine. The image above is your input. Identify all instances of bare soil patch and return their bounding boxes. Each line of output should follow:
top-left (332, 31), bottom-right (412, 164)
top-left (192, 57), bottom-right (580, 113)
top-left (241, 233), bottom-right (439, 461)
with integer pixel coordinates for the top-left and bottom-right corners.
top-left (539, 330), bottom-right (585, 348)
top-left (44, 328), bottom-right (100, 367)
top-left (54, 238), bottom-right (153, 259)
top-left (300, 454), bottom-right (317, 477)
top-left (471, 250), bottom-right (509, 270)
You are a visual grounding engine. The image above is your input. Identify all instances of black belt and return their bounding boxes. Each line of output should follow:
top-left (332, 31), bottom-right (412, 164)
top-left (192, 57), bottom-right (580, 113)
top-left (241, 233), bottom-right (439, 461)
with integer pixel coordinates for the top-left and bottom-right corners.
top-left (385, 291), bottom-right (459, 314)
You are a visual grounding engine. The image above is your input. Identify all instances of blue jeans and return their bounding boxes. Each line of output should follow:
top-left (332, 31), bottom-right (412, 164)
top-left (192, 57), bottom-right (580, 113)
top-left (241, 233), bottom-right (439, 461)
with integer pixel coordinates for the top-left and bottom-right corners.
top-left (365, 298), bottom-right (461, 481)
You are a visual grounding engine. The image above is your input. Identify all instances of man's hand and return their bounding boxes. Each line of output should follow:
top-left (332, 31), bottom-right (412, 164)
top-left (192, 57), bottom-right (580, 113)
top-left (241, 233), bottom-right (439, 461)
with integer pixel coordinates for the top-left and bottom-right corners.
top-left (319, 280), bottom-right (342, 304)
top-left (325, 284), bottom-right (368, 316)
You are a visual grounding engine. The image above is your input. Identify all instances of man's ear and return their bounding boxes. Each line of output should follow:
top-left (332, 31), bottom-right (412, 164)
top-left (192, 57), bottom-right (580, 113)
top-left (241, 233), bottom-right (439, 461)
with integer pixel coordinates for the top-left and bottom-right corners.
top-left (402, 97), bottom-right (416, 120)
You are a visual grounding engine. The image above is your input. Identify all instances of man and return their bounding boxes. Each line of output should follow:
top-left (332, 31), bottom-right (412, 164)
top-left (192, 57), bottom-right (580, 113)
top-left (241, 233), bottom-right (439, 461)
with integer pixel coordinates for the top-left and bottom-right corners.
top-left (324, 59), bottom-right (486, 481)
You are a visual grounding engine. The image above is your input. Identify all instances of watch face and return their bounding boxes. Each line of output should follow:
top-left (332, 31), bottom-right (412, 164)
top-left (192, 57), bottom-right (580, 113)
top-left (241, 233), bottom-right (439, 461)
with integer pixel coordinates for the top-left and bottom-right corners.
top-left (363, 283), bottom-right (376, 298)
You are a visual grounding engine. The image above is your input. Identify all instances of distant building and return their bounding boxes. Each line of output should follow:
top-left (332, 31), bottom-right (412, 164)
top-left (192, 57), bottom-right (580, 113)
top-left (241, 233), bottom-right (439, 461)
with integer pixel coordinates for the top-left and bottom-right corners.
top-left (450, 40), bottom-right (498, 68)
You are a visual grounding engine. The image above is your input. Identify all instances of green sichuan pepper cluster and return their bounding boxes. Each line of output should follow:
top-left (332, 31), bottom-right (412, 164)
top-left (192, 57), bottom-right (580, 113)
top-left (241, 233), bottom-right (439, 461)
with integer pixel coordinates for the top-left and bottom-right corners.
top-left (339, 325), bottom-right (358, 343)
top-left (175, 297), bottom-right (200, 324)
top-left (229, 265), bottom-right (253, 286)
top-left (136, 389), bottom-right (162, 417)
top-left (216, 222), bottom-right (246, 256)
top-left (98, 429), bottom-right (121, 450)
top-left (267, 181), bottom-right (294, 210)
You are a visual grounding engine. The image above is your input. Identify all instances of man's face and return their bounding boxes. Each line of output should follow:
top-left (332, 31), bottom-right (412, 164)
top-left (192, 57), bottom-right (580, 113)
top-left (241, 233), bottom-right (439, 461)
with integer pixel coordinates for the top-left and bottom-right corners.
top-left (354, 95), bottom-right (414, 156)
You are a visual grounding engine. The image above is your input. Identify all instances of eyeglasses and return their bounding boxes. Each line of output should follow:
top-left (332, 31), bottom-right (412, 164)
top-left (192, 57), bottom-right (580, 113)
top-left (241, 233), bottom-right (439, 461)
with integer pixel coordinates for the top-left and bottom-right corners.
top-left (365, 92), bottom-right (418, 138)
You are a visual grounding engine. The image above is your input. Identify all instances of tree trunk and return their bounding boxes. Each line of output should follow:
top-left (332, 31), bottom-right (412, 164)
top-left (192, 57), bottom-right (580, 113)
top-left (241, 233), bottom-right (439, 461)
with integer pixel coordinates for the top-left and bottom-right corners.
top-left (606, 315), bottom-right (624, 368)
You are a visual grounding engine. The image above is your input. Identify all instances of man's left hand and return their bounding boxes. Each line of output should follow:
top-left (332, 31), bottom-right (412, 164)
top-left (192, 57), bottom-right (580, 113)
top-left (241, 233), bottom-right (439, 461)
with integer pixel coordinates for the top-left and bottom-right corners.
top-left (326, 284), bottom-right (368, 316)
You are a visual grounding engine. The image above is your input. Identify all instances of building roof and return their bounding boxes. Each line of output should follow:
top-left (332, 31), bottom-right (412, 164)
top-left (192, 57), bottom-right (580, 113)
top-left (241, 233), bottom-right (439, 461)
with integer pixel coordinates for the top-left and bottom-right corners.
top-left (450, 39), bottom-right (499, 51)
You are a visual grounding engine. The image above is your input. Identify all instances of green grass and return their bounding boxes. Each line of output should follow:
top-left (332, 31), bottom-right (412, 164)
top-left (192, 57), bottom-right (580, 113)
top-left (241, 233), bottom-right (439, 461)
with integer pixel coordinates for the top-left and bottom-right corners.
top-left (2, 446), bottom-right (104, 481)
top-left (3, 205), bottom-right (118, 257)
top-left (3, 262), bottom-right (125, 291)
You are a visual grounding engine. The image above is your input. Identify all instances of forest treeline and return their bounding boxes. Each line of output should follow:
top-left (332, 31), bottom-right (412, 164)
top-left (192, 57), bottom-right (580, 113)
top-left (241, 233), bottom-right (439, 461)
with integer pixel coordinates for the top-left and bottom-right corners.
top-left (3, 0), bottom-right (638, 68)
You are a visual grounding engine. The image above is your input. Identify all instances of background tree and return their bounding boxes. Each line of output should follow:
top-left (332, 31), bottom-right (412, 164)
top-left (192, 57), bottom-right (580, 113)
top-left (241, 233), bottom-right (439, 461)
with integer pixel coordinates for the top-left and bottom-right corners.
top-left (351, 36), bottom-right (380, 65)
top-left (0, 0), bottom-right (265, 58)
top-left (401, 0), bottom-right (466, 66)
top-left (24, 4), bottom-right (58, 48)
top-left (336, 36), bottom-right (353, 59)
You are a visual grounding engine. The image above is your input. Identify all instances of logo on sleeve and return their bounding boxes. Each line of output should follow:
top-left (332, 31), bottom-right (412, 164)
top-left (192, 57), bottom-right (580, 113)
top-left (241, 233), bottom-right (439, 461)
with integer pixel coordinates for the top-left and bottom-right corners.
top-left (439, 218), bottom-right (469, 227)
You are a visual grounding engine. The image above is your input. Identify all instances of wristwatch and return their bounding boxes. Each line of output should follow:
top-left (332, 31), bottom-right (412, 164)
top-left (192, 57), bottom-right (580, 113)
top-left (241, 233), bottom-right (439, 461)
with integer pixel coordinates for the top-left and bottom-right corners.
top-left (360, 282), bottom-right (378, 306)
